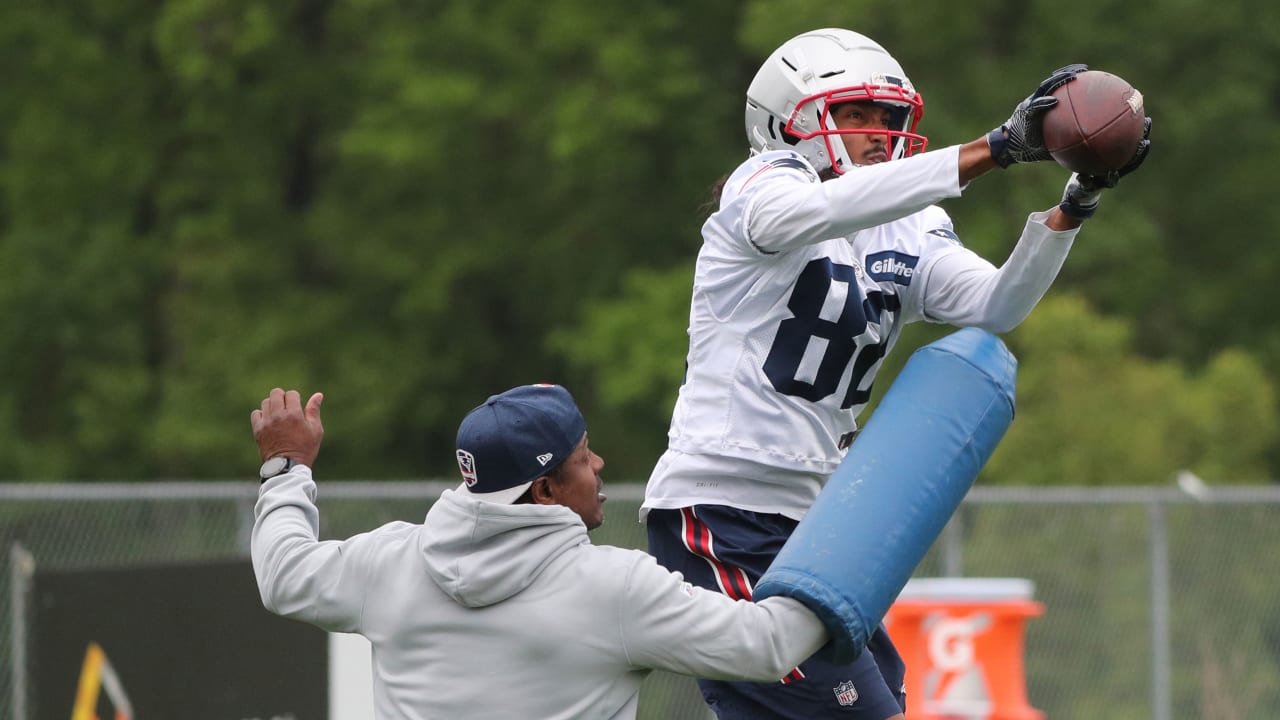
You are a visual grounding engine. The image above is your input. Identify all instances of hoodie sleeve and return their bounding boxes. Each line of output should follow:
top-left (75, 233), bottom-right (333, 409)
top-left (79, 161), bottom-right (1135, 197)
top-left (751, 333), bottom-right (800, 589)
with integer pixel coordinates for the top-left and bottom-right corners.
top-left (615, 552), bottom-right (828, 681)
top-left (251, 466), bottom-right (371, 633)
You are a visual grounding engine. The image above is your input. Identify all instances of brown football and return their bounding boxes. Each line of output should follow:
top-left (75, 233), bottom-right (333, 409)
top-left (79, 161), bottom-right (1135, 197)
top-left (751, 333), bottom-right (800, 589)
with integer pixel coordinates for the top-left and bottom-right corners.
top-left (1043, 70), bottom-right (1146, 175)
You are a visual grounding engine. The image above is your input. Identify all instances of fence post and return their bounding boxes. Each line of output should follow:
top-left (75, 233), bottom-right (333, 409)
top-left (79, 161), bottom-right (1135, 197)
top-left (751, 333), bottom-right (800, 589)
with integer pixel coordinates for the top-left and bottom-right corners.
top-left (942, 512), bottom-right (964, 577)
top-left (10, 542), bottom-right (35, 720)
top-left (1149, 501), bottom-right (1171, 720)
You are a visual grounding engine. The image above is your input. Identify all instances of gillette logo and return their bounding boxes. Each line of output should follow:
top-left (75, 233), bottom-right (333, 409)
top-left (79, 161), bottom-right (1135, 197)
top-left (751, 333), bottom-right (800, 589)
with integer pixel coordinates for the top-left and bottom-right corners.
top-left (866, 251), bottom-right (919, 286)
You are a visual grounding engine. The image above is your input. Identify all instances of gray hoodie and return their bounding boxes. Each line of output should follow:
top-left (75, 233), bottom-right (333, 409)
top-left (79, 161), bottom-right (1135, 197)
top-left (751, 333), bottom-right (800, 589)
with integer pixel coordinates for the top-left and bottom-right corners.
top-left (253, 467), bottom-right (827, 719)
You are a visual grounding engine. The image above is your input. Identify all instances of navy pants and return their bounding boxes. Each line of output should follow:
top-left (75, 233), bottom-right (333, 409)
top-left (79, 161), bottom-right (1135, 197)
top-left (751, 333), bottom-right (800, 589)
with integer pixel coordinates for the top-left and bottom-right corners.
top-left (647, 505), bottom-right (907, 719)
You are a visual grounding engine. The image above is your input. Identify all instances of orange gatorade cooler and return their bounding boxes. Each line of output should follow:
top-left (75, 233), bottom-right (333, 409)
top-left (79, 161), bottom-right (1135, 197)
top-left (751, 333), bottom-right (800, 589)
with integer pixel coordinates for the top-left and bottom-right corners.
top-left (884, 578), bottom-right (1044, 720)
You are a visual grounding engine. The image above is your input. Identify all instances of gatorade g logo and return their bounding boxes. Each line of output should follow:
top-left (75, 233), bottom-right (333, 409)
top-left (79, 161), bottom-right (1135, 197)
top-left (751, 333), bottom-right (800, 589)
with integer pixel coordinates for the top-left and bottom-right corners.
top-left (928, 615), bottom-right (984, 670)
top-left (921, 612), bottom-right (994, 714)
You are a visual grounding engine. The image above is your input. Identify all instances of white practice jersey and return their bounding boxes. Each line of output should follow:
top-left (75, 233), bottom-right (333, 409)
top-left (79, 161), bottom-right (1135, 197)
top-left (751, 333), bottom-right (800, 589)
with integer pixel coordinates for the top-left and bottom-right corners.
top-left (643, 148), bottom-right (1079, 520)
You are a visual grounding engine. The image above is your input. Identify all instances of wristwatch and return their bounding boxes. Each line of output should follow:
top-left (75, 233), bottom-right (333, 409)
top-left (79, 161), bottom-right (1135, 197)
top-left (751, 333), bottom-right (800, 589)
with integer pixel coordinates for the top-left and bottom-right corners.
top-left (259, 456), bottom-right (297, 483)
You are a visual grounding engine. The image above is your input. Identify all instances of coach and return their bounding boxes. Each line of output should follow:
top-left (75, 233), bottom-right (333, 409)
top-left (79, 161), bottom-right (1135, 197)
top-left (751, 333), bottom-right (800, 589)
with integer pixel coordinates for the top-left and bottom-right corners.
top-left (250, 383), bottom-right (829, 719)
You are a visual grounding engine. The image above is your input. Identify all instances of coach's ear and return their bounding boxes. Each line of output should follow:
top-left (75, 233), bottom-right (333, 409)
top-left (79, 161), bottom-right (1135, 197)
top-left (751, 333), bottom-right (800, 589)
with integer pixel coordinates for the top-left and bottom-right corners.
top-left (530, 476), bottom-right (557, 506)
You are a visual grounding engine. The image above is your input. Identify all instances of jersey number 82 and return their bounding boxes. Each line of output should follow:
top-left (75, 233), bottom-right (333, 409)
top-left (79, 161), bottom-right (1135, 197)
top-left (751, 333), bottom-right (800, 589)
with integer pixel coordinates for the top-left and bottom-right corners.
top-left (762, 258), bottom-right (897, 410)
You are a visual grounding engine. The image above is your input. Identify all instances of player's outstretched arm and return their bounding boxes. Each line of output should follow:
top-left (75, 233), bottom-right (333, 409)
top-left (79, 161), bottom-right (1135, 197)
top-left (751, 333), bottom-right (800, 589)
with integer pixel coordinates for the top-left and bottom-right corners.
top-left (957, 64), bottom-right (1089, 187)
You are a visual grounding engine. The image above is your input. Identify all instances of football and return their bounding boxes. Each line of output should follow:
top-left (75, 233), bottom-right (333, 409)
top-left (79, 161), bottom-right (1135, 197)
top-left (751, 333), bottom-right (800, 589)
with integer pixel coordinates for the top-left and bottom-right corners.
top-left (1042, 70), bottom-right (1146, 175)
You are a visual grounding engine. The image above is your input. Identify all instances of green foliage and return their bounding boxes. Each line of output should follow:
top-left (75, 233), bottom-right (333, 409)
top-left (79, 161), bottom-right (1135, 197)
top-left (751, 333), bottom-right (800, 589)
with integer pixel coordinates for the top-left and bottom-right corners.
top-left (0, 0), bottom-right (1276, 487)
top-left (551, 265), bottom-right (694, 477)
top-left (988, 294), bottom-right (1277, 485)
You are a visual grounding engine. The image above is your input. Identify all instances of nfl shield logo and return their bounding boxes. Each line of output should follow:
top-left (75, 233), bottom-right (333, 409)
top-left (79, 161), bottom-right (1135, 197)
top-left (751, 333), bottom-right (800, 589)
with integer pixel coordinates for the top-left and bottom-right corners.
top-left (833, 680), bottom-right (858, 707)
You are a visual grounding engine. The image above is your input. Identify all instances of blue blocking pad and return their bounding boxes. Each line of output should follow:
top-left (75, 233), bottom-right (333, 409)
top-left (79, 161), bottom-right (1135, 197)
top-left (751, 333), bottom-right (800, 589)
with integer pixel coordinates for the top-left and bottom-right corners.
top-left (754, 328), bottom-right (1017, 663)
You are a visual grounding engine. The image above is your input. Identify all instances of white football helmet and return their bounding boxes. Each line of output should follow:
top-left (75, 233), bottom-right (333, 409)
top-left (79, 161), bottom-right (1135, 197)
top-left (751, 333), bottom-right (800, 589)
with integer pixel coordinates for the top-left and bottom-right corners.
top-left (745, 28), bottom-right (927, 175)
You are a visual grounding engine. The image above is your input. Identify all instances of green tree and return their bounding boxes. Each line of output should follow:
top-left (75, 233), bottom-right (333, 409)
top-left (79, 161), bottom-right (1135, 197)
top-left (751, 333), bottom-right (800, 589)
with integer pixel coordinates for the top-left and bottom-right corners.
top-left (0, 1), bottom-right (170, 478)
top-left (1, 0), bottom-right (1276, 485)
top-left (989, 294), bottom-right (1277, 485)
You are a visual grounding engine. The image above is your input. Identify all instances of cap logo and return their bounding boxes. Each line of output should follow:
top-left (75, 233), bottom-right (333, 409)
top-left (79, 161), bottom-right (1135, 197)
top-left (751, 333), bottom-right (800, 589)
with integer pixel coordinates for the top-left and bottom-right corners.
top-left (456, 449), bottom-right (478, 487)
top-left (536, 453), bottom-right (553, 466)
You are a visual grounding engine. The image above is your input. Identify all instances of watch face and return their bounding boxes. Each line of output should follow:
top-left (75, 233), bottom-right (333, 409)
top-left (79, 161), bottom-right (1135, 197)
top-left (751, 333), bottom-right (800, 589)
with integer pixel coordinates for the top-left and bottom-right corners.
top-left (260, 456), bottom-right (291, 480)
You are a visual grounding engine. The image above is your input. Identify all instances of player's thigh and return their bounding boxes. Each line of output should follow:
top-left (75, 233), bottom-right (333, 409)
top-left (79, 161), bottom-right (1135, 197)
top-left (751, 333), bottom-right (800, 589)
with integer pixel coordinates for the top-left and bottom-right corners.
top-left (649, 507), bottom-right (907, 718)
top-left (645, 505), bottom-right (792, 589)
top-left (698, 641), bottom-right (903, 719)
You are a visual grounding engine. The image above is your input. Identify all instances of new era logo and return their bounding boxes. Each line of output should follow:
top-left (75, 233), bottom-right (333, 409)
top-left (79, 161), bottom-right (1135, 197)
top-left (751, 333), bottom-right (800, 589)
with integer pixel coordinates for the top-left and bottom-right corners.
top-left (536, 453), bottom-right (553, 466)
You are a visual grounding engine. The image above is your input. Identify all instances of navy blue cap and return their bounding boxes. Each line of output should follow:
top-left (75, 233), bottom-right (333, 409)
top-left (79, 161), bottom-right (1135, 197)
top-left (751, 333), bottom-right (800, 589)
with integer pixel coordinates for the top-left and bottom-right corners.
top-left (455, 384), bottom-right (587, 504)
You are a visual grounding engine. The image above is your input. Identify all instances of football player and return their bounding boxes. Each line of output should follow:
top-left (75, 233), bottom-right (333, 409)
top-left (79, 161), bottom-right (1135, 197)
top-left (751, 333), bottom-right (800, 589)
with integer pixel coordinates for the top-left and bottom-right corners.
top-left (642, 27), bottom-right (1149, 719)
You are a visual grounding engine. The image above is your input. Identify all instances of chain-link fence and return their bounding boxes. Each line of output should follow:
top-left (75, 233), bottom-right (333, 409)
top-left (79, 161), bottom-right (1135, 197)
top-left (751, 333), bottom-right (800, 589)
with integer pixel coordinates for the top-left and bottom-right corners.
top-left (3, 482), bottom-right (1278, 720)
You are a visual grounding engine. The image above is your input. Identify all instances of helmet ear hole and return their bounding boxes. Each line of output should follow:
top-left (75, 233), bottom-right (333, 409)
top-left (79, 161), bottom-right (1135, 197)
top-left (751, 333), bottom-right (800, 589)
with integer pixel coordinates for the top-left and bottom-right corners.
top-left (764, 113), bottom-right (779, 140)
top-left (765, 114), bottom-right (800, 146)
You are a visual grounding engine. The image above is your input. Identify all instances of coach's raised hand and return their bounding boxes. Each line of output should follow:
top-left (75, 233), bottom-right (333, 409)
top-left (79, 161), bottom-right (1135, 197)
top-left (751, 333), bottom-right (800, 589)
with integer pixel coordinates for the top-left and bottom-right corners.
top-left (251, 388), bottom-right (325, 467)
